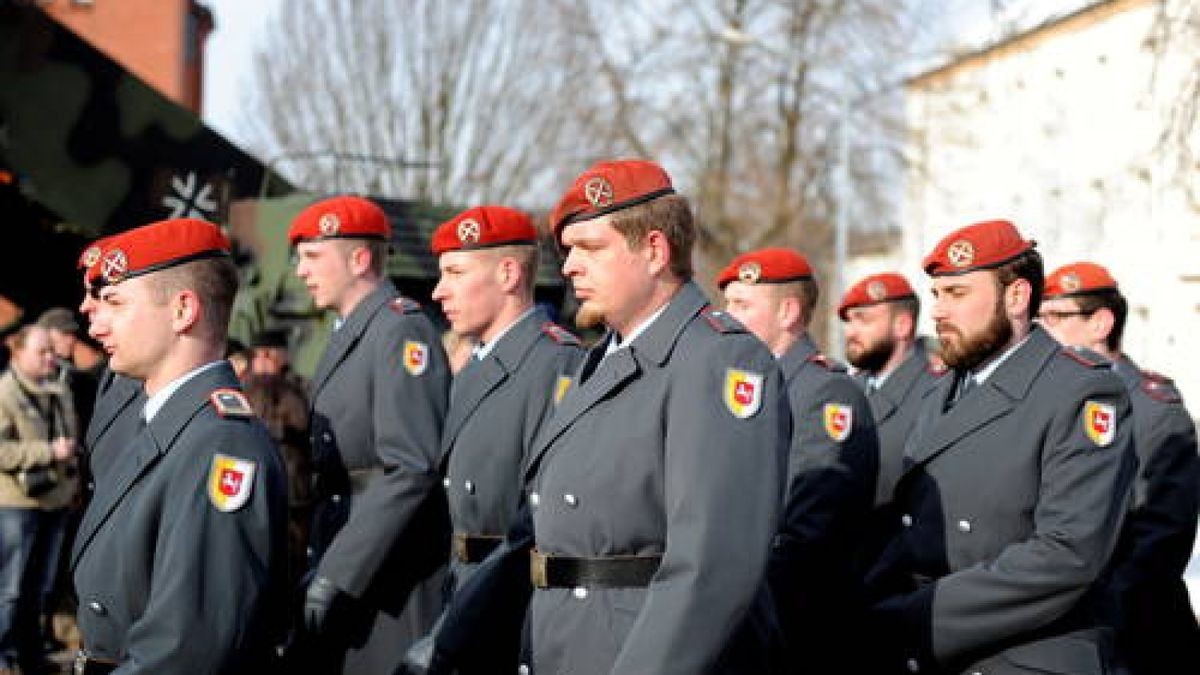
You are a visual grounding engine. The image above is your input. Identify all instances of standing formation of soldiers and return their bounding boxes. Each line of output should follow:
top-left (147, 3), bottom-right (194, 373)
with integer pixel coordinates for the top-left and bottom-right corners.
top-left (62, 158), bottom-right (1197, 675)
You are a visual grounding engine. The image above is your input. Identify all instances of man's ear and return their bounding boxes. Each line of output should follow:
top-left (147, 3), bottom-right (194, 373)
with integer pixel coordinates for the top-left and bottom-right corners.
top-left (642, 230), bottom-right (672, 277)
top-left (172, 289), bottom-right (203, 334)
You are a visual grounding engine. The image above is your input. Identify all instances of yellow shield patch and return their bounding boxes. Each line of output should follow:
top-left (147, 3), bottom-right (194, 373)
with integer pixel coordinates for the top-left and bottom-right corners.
top-left (403, 340), bottom-right (429, 376)
top-left (823, 403), bottom-right (852, 442)
top-left (553, 376), bottom-right (572, 405)
top-left (1083, 400), bottom-right (1116, 447)
top-left (208, 454), bottom-right (256, 513)
top-left (724, 369), bottom-right (763, 419)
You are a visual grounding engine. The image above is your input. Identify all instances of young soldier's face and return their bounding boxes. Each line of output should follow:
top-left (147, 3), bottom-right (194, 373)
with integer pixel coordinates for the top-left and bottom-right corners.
top-left (722, 282), bottom-right (784, 353)
top-left (88, 275), bottom-right (174, 381)
top-left (293, 240), bottom-right (358, 314)
top-left (432, 250), bottom-right (507, 342)
top-left (560, 216), bottom-right (657, 334)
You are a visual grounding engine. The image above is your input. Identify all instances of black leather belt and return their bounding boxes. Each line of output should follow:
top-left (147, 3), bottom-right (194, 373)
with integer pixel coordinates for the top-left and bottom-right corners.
top-left (452, 533), bottom-right (503, 563)
top-left (74, 650), bottom-right (118, 675)
top-left (530, 549), bottom-right (661, 589)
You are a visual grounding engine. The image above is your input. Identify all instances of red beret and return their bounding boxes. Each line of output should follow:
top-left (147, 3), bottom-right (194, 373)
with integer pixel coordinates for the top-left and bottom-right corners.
top-left (837, 272), bottom-right (917, 320)
top-left (85, 218), bottom-right (231, 286)
top-left (78, 235), bottom-right (110, 272)
top-left (548, 159), bottom-right (675, 243)
top-left (922, 219), bottom-right (1036, 276)
top-left (431, 205), bottom-right (538, 255)
top-left (1045, 262), bottom-right (1118, 299)
top-left (287, 195), bottom-right (391, 245)
top-left (716, 248), bottom-right (813, 289)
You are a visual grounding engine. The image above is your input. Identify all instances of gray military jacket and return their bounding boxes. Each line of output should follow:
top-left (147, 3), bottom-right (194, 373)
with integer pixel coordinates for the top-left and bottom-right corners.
top-left (441, 308), bottom-right (583, 589)
top-left (308, 280), bottom-right (451, 607)
top-left (525, 282), bottom-right (788, 675)
top-left (82, 370), bottom-right (145, 487)
top-left (864, 326), bottom-right (1137, 674)
top-left (71, 362), bottom-right (289, 673)
top-left (857, 339), bottom-right (945, 508)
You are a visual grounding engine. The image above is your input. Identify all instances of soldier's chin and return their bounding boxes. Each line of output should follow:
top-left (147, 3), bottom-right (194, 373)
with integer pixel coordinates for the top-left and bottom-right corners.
top-left (574, 303), bottom-right (605, 330)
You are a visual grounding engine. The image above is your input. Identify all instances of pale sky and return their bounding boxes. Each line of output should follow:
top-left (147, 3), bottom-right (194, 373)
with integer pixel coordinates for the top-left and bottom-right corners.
top-left (200, 0), bottom-right (281, 149)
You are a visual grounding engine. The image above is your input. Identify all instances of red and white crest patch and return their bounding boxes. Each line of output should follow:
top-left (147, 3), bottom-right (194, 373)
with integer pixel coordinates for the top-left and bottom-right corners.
top-left (724, 368), bottom-right (763, 419)
top-left (403, 340), bottom-right (429, 376)
top-left (208, 454), bottom-right (256, 512)
top-left (823, 403), bottom-right (853, 442)
top-left (1083, 400), bottom-right (1116, 447)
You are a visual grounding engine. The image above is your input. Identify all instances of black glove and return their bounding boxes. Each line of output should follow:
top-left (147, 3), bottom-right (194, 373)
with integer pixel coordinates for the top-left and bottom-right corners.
top-left (303, 575), bottom-right (345, 636)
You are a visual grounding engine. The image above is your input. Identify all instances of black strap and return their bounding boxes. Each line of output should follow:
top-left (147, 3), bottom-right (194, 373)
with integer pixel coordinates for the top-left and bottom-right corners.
top-left (530, 550), bottom-right (661, 588)
top-left (452, 534), bottom-right (503, 563)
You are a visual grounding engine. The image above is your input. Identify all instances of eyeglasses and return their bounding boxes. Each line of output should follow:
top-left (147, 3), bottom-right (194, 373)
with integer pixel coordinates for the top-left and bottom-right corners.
top-left (1037, 309), bottom-right (1093, 325)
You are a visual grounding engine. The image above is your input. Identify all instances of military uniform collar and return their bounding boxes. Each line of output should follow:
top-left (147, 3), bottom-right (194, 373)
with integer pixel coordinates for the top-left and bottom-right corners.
top-left (145, 361), bottom-right (242, 452)
top-left (1112, 353), bottom-right (1142, 390)
top-left (966, 325), bottom-right (1055, 401)
top-left (474, 307), bottom-right (537, 362)
top-left (337, 280), bottom-right (400, 338)
top-left (143, 360), bottom-right (224, 423)
top-left (777, 333), bottom-right (818, 375)
top-left (482, 307), bottom-right (551, 370)
top-left (614, 282), bottom-right (708, 366)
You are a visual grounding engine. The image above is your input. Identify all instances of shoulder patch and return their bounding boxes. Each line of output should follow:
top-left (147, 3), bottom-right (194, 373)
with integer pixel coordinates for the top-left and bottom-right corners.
top-left (208, 453), bottom-right (256, 512)
top-left (403, 340), bottom-right (430, 376)
top-left (390, 296), bottom-right (422, 315)
top-left (823, 403), bottom-right (853, 442)
top-left (806, 354), bottom-right (848, 373)
top-left (724, 368), bottom-right (764, 419)
top-left (1082, 400), bottom-right (1117, 447)
top-left (210, 388), bottom-right (253, 418)
top-left (1141, 370), bottom-right (1182, 403)
top-left (1059, 346), bottom-right (1109, 369)
top-left (541, 322), bottom-right (581, 346)
top-left (701, 307), bottom-right (745, 334)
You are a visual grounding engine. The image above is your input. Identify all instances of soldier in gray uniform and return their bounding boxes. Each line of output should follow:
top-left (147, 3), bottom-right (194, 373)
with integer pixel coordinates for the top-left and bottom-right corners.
top-left (288, 195), bottom-right (451, 675)
top-left (718, 247), bottom-right (879, 674)
top-left (1040, 261), bottom-right (1200, 674)
top-left (71, 218), bottom-right (289, 674)
top-left (518, 159), bottom-right (788, 675)
top-left (406, 205), bottom-right (584, 673)
top-left (863, 220), bottom-right (1137, 675)
top-left (838, 272), bottom-right (946, 508)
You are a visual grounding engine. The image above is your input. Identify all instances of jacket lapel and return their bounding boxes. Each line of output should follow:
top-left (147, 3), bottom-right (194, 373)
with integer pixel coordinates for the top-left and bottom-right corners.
top-left (310, 282), bottom-right (395, 396)
top-left (70, 363), bottom-right (241, 569)
top-left (904, 328), bottom-right (1057, 471)
top-left (524, 283), bottom-right (709, 478)
top-left (871, 347), bottom-right (927, 424)
top-left (84, 372), bottom-right (143, 450)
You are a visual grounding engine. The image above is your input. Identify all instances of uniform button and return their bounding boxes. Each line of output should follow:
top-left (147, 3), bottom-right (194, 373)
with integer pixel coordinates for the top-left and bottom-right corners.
top-left (572, 586), bottom-right (588, 600)
top-left (906, 657), bottom-right (921, 673)
top-left (87, 600), bottom-right (107, 616)
top-left (529, 492), bottom-right (540, 507)
top-left (517, 665), bottom-right (530, 675)
top-left (957, 519), bottom-right (972, 533)
top-left (331, 494), bottom-right (342, 504)
top-left (442, 477), bottom-right (451, 488)
top-left (465, 480), bottom-right (476, 495)
top-left (563, 494), bottom-right (578, 507)
top-left (87, 481), bottom-right (95, 492)
top-left (305, 546), bottom-right (314, 557)
top-left (322, 432), bottom-right (332, 442)
top-left (901, 514), bottom-right (914, 527)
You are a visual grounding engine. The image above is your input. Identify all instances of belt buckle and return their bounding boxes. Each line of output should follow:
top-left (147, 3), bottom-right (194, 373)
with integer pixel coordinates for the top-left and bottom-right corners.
top-left (452, 534), bottom-right (469, 563)
top-left (530, 550), bottom-right (548, 588)
top-left (73, 650), bottom-right (88, 675)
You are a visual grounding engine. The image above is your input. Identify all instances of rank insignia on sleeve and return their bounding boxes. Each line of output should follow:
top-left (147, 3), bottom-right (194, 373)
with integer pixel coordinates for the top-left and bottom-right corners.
top-left (209, 388), bottom-right (253, 418)
top-left (823, 403), bottom-right (852, 442)
top-left (1083, 400), bottom-right (1116, 447)
top-left (403, 340), bottom-right (429, 376)
top-left (208, 454), bottom-right (256, 512)
top-left (724, 369), bottom-right (763, 419)
top-left (553, 376), bottom-right (572, 405)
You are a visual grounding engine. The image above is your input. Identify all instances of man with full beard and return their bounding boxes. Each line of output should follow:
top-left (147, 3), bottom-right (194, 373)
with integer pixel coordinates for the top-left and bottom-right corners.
top-left (838, 272), bottom-right (945, 509)
top-left (862, 220), bottom-right (1137, 675)
top-left (718, 248), bottom-right (879, 674)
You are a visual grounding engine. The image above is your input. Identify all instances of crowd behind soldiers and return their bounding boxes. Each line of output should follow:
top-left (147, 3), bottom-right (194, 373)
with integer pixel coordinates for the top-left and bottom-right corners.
top-left (0, 157), bottom-right (1195, 674)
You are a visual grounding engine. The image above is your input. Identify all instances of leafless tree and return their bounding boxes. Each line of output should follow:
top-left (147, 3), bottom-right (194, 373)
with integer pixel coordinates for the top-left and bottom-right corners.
top-left (1150, 0), bottom-right (1200, 208)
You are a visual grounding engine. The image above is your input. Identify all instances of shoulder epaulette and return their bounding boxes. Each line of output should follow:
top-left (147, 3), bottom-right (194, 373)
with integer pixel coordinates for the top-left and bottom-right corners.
top-left (1059, 346), bottom-right (1109, 369)
top-left (541, 322), bottom-right (581, 346)
top-left (807, 353), bottom-right (847, 373)
top-left (210, 388), bottom-right (254, 418)
top-left (1140, 369), bottom-right (1183, 404)
top-left (389, 296), bottom-right (422, 315)
top-left (700, 307), bottom-right (745, 334)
